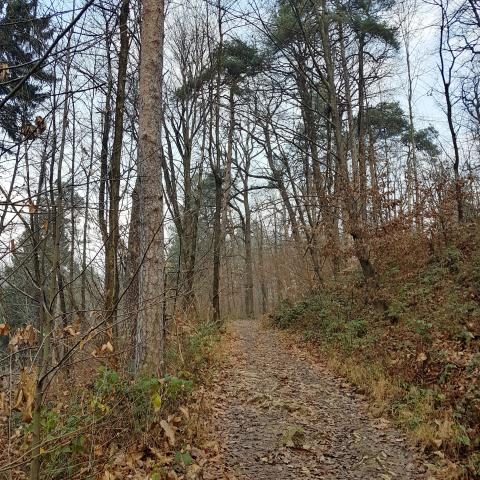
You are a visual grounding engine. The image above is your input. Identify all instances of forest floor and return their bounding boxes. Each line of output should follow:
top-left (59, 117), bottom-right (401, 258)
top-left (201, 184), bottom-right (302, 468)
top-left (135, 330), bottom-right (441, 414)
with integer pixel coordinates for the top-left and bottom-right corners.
top-left (203, 319), bottom-right (431, 480)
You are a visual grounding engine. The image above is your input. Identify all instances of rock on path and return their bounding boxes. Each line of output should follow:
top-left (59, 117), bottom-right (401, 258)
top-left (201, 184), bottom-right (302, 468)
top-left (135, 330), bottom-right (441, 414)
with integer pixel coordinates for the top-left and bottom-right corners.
top-left (204, 319), bottom-right (428, 480)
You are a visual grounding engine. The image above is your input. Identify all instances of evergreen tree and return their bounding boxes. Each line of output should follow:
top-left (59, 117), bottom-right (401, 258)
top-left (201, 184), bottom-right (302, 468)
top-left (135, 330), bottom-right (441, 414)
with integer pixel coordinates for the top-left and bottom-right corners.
top-left (0, 0), bottom-right (53, 140)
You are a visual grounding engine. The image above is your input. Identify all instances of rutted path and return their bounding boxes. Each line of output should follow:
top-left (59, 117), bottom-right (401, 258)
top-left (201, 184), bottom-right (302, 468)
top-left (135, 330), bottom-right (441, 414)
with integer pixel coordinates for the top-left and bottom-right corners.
top-left (204, 319), bottom-right (429, 480)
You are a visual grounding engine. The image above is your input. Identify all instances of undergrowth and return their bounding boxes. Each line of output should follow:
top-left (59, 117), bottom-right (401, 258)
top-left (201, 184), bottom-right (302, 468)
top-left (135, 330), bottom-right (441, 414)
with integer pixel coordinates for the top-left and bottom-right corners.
top-left (271, 231), bottom-right (480, 479)
top-left (3, 321), bottom-right (220, 480)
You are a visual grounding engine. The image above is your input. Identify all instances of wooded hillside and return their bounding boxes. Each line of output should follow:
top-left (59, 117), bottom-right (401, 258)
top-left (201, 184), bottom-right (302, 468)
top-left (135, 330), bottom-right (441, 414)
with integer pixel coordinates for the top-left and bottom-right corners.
top-left (0, 0), bottom-right (479, 478)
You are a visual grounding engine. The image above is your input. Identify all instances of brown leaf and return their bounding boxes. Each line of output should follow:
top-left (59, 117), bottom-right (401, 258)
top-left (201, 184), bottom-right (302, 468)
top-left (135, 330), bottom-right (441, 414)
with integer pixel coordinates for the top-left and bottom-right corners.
top-left (186, 464), bottom-right (202, 480)
top-left (102, 470), bottom-right (115, 480)
top-left (416, 352), bottom-right (427, 363)
top-left (0, 391), bottom-right (5, 412)
top-left (101, 341), bottom-right (114, 353)
top-left (160, 419), bottom-right (176, 446)
top-left (8, 333), bottom-right (19, 352)
top-left (13, 388), bottom-right (24, 411)
top-left (13, 367), bottom-right (37, 422)
top-left (179, 406), bottom-right (190, 420)
top-left (149, 447), bottom-right (173, 465)
top-left (0, 323), bottom-right (9, 336)
top-left (63, 325), bottom-right (78, 337)
top-left (23, 325), bottom-right (37, 346)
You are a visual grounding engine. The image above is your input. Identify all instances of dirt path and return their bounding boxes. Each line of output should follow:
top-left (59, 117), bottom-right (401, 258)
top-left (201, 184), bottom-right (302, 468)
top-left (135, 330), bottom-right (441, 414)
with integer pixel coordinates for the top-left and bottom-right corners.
top-left (204, 319), bottom-right (429, 480)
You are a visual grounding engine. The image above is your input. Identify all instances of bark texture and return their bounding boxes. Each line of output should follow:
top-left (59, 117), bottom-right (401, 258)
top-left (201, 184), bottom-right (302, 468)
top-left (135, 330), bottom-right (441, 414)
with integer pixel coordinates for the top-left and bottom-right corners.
top-left (135, 0), bottom-right (165, 375)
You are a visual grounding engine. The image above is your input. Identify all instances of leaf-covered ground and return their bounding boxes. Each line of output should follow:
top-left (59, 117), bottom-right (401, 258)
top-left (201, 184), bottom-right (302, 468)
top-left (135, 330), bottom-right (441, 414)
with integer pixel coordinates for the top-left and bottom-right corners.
top-left (204, 319), bottom-right (431, 479)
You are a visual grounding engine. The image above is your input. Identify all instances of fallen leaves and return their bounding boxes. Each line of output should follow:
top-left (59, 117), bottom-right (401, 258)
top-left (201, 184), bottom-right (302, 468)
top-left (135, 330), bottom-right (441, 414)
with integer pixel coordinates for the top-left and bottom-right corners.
top-left (101, 341), bottom-right (114, 353)
top-left (416, 351), bottom-right (428, 363)
top-left (200, 320), bottom-right (432, 480)
top-left (102, 470), bottom-right (115, 480)
top-left (282, 426), bottom-right (306, 449)
top-left (160, 419), bottom-right (176, 446)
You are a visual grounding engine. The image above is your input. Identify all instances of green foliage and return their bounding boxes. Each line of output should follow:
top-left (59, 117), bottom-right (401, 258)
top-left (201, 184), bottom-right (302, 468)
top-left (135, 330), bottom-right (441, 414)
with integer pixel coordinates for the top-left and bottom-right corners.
top-left (175, 38), bottom-right (264, 99)
top-left (466, 354), bottom-right (480, 374)
top-left (174, 451), bottom-right (194, 466)
top-left (36, 367), bottom-right (197, 479)
top-left (457, 330), bottom-right (475, 347)
top-left (163, 374), bottom-right (193, 400)
top-left (455, 424), bottom-right (471, 447)
top-left (34, 403), bottom-right (88, 478)
top-left (169, 322), bottom-right (220, 377)
top-left (442, 246), bottom-right (462, 272)
top-left (270, 0), bottom-right (315, 48)
top-left (410, 318), bottom-right (433, 339)
top-left (271, 299), bottom-right (313, 328)
top-left (189, 323), bottom-right (219, 354)
top-left (412, 126), bottom-right (440, 157)
top-left (438, 363), bottom-right (458, 384)
top-left (386, 299), bottom-right (407, 321)
top-left (367, 102), bottom-right (408, 140)
top-left (272, 294), bottom-right (374, 352)
top-left (351, 14), bottom-right (399, 48)
top-left (394, 386), bottom-right (436, 431)
top-left (222, 39), bottom-right (264, 80)
top-left (0, 0), bottom-right (54, 139)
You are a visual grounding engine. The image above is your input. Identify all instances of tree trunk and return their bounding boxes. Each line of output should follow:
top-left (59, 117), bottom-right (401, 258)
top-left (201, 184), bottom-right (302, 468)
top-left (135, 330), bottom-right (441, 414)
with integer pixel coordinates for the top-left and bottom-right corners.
top-left (439, 1), bottom-right (463, 222)
top-left (242, 160), bottom-right (254, 318)
top-left (134, 0), bottom-right (165, 375)
top-left (125, 183), bottom-right (140, 365)
top-left (315, 0), bottom-right (377, 285)
top-left (105, 0), bottom-right (130, 334)
top-left (258, 220), bottom-right (268, 314)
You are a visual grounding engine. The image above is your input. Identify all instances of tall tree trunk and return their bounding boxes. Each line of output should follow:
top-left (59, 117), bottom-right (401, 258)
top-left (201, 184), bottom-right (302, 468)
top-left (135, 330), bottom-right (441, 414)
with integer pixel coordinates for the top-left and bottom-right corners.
top-left (315, 0), bottom-right (377, 285)
top-left (242, 159), bottom-right (254, 318)
top-left (29, 146), bottom-right (51, 480)
top-left (98, 40), bottom-right (113, 247)
top-left (212, 174), bottom-right (222, 322)
top-left (125, 183), bottom-right (140, 365)
top-left (439, 0), bottom-right (463, 222)
top-left (105, 0), bottom-right (130, 334)
top-left (258, 220), bottom-right (268, 314)
top-left (357, 34), bottom-right (368, 225)
top-left (211, 2), bottom-right (224, 323)
top-left (367, 126), bottom-right (380, 227)
top-left (338, 15), bottom-right (358, 189)
top-left (134, 0), bottom-right (165, 375)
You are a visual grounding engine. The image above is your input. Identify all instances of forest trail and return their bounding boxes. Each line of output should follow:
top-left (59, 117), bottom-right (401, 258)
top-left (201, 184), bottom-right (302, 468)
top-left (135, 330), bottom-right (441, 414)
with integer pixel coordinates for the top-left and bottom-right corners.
top-left (204, 319), bottom-right (429, 480)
